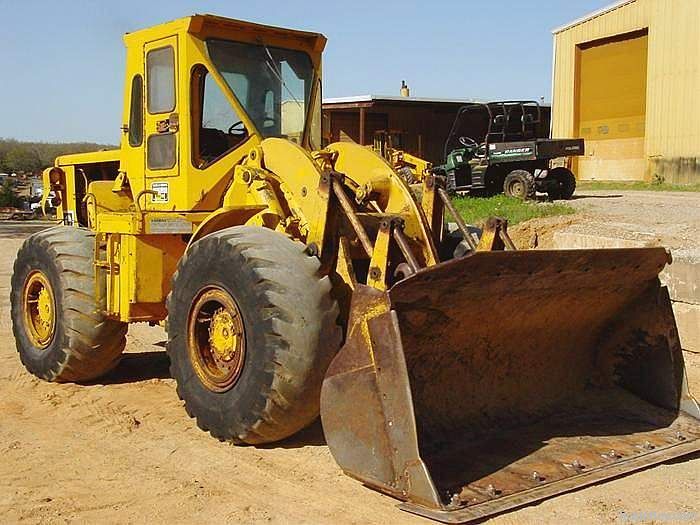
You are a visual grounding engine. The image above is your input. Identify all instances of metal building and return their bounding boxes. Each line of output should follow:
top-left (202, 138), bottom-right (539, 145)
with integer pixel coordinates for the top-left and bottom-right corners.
top-left (552, 0), bottom-right (700, 184)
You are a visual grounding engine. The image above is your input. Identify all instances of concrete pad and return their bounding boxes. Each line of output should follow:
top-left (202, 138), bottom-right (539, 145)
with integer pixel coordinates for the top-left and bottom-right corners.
top-left (675, 302), bottom-right (700, 354)
top-left (661, 249), bottom-right (700, 305)
top-left (553, 230), bottom-right (659, 250)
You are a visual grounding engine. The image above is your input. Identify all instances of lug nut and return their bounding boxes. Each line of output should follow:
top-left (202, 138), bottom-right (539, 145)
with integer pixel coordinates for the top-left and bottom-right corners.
top-left (602, 450), bottom-right (621, 459)
top-left (571, 460), bottom-right (585, 470)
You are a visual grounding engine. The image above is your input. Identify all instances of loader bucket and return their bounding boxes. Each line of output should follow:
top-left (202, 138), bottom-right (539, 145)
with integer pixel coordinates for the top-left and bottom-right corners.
top-left (320, 247), bottom-right (700, 524)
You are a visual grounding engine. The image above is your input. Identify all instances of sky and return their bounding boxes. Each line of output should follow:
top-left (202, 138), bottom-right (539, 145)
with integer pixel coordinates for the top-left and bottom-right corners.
top-left (0, 0), bottom-right (612, 144)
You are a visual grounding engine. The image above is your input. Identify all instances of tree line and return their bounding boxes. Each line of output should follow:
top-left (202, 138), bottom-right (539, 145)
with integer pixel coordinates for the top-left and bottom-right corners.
top-left (0, 138), bottom-right (115, 175)
top-left (0, 138), bottom-right (115, 208)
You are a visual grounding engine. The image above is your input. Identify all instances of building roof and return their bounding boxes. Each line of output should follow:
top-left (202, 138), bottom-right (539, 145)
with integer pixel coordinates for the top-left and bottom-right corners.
top-left (323, 94), bottom-right (484, 105)
top-left (552, 0), bottom-right (637, 34)
top-left (323, 95), bottom-right (551, 108)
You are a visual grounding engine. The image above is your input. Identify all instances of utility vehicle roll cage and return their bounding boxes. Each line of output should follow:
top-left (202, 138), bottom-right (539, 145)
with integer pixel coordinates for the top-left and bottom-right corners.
top-left (443, 101), bottom-right (542, 158)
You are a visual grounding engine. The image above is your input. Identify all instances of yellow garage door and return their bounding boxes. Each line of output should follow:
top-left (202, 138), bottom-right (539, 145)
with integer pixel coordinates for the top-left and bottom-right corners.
top-left (576, 30), bottom-right (648, 181)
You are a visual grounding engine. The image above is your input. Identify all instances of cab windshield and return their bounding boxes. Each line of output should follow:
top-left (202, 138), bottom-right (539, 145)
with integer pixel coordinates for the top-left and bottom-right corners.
top-left (207, 39), bottom-right (316, 146)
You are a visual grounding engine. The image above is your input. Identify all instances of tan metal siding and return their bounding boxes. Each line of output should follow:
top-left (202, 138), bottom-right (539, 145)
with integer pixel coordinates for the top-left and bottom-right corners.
top-left (644, 0), bottom-right (700, 160)
top-left (553, 0), bottom-right (700, 183)
top-left (552, 0), bottom-right (649, 140)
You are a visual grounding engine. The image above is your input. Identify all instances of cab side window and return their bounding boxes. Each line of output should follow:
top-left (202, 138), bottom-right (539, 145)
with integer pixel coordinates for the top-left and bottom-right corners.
top-left (128, 75), bottom-right (143, 147)
top-left (191, 65), bottom-right (248, 168)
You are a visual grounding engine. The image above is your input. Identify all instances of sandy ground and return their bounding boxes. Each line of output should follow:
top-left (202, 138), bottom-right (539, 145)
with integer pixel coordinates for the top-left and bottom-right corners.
top-left (1, 197), bottom-right (699, 524)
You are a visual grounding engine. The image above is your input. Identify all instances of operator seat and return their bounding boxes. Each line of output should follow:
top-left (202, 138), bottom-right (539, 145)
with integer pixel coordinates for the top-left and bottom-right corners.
top-left (199, 128), bottom-right (230, 160)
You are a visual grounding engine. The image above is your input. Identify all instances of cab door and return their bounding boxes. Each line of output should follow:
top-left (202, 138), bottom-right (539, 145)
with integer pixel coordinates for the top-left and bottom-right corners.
top-left (144, 36), bottom-right (179, 209)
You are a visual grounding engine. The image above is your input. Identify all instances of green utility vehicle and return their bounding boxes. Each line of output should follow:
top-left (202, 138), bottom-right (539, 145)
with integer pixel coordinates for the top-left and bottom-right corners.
top-left (433, 101), bottom-right (584, 199)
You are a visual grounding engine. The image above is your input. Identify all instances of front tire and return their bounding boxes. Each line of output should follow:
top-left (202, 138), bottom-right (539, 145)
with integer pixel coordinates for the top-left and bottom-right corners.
top-left (439, 225), bottom-right (482, 261)
top-left (166, 226), bottom-right (341, 444)
top-left (10, 227), bottom-right (127, 382)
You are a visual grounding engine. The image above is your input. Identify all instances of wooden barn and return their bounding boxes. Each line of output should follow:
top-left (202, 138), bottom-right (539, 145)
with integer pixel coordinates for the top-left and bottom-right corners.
top-left (323, 94), bottom-right (551, 165)
top-left (322, 95), bottom-right (475, 164)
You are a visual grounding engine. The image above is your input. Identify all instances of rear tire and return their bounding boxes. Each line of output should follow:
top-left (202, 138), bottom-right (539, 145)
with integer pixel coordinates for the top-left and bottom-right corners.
top-left (503, 170), bottom-right (536, 200)
top-left (166, 226), bottom-right (341, 444)
top-left (10, 227), bottom-right (127, 382)
top-left (547, 167), bottom-right (576, 200)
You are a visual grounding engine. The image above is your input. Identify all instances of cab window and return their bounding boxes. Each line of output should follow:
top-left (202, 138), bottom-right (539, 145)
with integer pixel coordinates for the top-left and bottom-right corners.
top-left (147, 46), bottom-right (175, 114)
top-left (191, 66), bottom-right (248, 168)
top-left (207, 39), bottom-right (314, 144)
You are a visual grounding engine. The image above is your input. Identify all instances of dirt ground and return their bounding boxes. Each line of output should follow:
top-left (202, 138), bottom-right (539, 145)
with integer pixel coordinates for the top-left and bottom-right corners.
top-left (1, 195), bottom-right (699, 524)
top-left (510, 190), bottom-right (700, 251)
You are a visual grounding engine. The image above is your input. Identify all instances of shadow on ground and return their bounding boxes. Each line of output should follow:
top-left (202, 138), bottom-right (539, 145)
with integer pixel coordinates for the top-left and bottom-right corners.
top-left (87, 351), bottom-right (172, 385)
top-left (570, 194), bottom-right (623, 200)
top-left (0, 221), bottom-right (57, 239)
top-left (265, 419), bottom-right (327, 449)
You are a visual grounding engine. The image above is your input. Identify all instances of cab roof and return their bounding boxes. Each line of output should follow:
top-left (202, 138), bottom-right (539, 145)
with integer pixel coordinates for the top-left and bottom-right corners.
top-left (123, 14), bottom-right (327, 52)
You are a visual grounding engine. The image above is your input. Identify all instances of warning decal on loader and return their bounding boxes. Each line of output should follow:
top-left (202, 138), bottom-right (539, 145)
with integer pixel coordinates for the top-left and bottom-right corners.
top-left (151, 182), bottom-right (169, 203)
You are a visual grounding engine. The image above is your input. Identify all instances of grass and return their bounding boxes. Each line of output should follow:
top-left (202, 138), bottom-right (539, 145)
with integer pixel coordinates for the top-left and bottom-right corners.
top-left (577, 180), bottom-right (700, 192)
top-left (451, 194), bottom-right (576, 226)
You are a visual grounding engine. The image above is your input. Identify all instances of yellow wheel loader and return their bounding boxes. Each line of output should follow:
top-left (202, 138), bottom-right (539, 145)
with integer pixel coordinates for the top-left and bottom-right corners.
top-left (10, 14), bottom-right (700, 523)
top-left (373, 129), bottom-right (432, 184)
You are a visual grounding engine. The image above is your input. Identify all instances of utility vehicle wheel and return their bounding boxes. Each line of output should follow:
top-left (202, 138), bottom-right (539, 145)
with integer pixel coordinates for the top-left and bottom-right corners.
top-left (503, 170), bottom-right (536, 200)
top-left (439, 225), bottom-right (482, 261)
top-left (547, 167), bottom-right (576, 200)
top-left (10, 227), bottom-right (127, 382)
top-left (166, 226), bottom-right (341, 444)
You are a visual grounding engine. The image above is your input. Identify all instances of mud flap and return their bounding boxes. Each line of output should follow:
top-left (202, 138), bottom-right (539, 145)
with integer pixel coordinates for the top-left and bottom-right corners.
top-left (320, 247), bottom-right (700, 523)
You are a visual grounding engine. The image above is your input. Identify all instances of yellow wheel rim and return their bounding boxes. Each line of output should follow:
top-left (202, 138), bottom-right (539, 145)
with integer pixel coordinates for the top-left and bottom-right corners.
top-left (22, 270), bottom-right (56, 349)
top-left (187, 286), bottom-right (246, 392)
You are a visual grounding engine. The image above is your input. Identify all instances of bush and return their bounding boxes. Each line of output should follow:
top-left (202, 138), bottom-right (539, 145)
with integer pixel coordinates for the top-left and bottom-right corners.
top-left (0, 179), bottom-right (22, 208)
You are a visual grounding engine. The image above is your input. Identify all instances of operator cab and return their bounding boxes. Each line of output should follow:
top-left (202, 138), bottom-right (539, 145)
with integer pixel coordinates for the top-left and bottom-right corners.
top-left (116, 14), bottom-right (326, 212)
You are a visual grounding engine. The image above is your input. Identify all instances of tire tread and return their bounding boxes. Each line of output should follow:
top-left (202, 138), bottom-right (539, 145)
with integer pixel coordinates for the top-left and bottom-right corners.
top-left (504, 169), bottom-right (536, 200)
top-left (166, 226), bottom-right (341, 444)
top-left (10, 227), bottom-right (127, 382)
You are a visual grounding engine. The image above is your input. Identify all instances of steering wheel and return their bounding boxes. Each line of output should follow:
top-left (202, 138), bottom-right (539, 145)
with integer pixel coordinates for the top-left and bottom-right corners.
top-left (228, 120), bottom-right (247, 136)
top-left (458, 136), bottom-right (479, 150)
